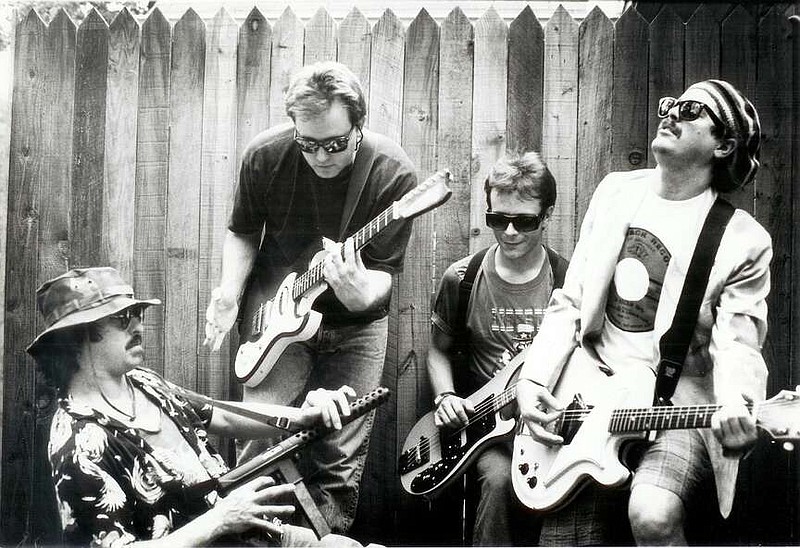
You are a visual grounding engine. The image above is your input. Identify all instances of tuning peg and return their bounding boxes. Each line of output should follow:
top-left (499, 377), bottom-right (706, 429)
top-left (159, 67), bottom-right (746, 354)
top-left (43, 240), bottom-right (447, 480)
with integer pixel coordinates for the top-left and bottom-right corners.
top-left (783, 442), bottom-right (795, 452)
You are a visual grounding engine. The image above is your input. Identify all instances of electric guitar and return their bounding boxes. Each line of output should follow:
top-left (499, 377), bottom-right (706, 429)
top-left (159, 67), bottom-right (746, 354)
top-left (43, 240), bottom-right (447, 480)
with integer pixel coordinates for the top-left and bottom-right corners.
top-left (234, 171), bottom-right (453, 387)
top-left (398, 350), bottom-right (526, 497)
top-left (511, 354), bottom-right (800, 514)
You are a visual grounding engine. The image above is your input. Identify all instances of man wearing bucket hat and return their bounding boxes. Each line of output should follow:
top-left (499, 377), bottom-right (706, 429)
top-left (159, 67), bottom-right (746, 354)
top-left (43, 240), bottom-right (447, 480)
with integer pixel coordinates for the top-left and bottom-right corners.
top-left (29, 266), bottom-right (367, 546)
top-left (516, 80), bottom-right (770, 545)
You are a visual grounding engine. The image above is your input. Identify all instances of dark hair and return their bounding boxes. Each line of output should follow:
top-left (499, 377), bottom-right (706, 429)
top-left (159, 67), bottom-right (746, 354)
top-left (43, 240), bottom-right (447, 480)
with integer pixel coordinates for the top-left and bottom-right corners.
top-left (30, 325), bottom-right (98, 397)
top-left (484, 152), bottom-right (557, 211)
top-left (284, 62), bottom-right (367, 127)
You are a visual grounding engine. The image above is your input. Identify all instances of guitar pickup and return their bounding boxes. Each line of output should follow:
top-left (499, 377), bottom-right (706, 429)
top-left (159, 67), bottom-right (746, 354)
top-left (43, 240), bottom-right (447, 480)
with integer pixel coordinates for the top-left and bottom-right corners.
top-left (398, 437), bottom-right (429, 474)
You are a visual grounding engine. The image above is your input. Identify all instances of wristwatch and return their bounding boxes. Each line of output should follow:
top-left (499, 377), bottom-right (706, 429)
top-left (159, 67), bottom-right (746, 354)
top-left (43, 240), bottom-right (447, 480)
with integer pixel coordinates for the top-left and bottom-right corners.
top-left (434, 391), bottom-right (456, 407)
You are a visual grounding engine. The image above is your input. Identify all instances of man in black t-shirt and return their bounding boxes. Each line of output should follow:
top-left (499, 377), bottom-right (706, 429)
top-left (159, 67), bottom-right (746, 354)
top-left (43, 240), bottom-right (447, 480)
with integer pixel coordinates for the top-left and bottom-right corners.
top-left (204, 61), bottom-right (417, 533)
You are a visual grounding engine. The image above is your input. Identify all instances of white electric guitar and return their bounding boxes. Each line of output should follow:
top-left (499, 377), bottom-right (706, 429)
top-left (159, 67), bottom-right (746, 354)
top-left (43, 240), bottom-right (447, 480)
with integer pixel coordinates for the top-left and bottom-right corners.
top-left (511, 354), bottom-right (800, 513)
top-left (234, 171), bottom-right (452, 387)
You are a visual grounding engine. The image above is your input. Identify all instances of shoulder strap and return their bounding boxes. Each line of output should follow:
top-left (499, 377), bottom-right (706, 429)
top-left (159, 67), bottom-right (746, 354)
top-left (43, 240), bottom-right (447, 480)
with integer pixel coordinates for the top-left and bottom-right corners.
top-left (655, 197), bottom-right (735, 404)
top-left (456, 247), bottom-right (490, 334)
top-left (545, 246), bottom-right (567, 290)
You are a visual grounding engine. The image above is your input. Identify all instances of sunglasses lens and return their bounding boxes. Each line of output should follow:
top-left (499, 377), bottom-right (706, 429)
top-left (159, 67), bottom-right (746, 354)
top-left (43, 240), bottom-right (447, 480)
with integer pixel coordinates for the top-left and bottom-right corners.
top-left (323, 137), bottom-right (350, 153)
top-left (658, 97), bottom-right (675, 118)
top-left (295, 138), bottom-right (318, 153)
top-left (678, 101), bottom-right (703, 121)
top-left (485, 213), bottom-right (541, 232)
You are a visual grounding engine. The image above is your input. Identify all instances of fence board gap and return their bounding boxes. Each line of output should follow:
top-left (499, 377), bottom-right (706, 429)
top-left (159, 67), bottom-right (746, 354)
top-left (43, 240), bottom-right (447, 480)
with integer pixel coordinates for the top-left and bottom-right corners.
top-left (304, 7), bottom-right (336, 65)
top-left (134, 7), bottom-right (170, 376)
top-left (542, 5), bottom-right (578, 255)
top-left (507, 6), bottom-right (544, 155)
top-left (685, 5), bottom-right (720, 85)
top-left (471, 7), bottom-right (507, 253)
top-left (337, 8), bottom-right (371, 100)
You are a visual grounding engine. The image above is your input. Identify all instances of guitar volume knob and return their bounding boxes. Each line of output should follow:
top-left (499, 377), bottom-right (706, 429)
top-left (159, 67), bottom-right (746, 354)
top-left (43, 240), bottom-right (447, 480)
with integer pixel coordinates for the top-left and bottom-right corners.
top-left (518, 463), bottom-right (529, 475)
top-left (527, 476), bottom-right (537, 488)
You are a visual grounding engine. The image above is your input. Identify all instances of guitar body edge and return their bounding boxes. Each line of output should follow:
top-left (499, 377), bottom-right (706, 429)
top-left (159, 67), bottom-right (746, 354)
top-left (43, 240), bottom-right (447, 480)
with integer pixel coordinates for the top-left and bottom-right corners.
top-left (511, 352), bottom-right (654, 513)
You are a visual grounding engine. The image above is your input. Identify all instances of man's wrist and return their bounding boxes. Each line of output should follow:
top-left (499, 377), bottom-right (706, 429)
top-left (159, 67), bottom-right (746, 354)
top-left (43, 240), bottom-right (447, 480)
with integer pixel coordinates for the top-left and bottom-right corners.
top-left (434, 391), bottom-right (456, 407)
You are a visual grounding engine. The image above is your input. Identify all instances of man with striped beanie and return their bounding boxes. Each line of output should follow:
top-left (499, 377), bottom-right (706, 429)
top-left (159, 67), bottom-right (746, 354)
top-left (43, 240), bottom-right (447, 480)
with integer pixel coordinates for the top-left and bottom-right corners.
top-left (515, 79), bottom-right (771, 545)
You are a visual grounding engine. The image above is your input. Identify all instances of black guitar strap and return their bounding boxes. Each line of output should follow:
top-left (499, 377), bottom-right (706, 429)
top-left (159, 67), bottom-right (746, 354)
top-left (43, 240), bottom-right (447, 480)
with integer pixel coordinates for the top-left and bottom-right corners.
top-left (655, 197), bottom-right (735, 405)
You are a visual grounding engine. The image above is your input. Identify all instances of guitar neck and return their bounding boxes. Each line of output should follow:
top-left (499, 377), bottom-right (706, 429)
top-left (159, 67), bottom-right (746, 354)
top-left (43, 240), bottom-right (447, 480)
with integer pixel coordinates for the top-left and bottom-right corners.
top-left (608, 402), bottom-right (754, 434)
top-left (292, 205), bottom-right (395, 299)
top-left (215, 387), bottom-right (390, 493)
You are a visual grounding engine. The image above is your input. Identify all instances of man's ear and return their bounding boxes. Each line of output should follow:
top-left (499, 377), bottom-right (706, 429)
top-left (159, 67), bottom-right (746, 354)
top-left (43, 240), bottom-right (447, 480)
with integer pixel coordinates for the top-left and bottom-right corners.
top-left (714, 137), bottom-right (737, 160)
top-left (541, 205), bottom-right (555, 228)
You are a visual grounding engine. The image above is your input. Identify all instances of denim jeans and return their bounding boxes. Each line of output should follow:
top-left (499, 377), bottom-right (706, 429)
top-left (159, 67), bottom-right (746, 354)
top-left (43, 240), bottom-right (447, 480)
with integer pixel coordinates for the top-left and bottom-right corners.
top-left (472, 443), bottom-right (541, 546)
top-left (239, 317), bottom-right (388, 533)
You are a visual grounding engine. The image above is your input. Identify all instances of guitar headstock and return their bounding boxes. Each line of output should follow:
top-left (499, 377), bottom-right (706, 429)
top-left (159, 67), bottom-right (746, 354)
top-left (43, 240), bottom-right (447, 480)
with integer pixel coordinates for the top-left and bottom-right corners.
top-left (393, 170), bottom-right (453, 220)
top-left (757, 387), bottom-right (800, 447)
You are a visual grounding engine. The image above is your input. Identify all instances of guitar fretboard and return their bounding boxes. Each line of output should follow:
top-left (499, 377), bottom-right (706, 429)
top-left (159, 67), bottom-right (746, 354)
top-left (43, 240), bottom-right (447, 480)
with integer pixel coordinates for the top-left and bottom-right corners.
top-left (607, 403), bottom-right (754, 433)
top-left (292, 206), bottom-right (396, 299)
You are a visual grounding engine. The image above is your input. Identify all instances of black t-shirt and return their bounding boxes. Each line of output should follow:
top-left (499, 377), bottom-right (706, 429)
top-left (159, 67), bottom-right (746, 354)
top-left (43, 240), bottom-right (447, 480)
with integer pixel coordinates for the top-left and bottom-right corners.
top-left (229, 123), bottom-right (418, 325)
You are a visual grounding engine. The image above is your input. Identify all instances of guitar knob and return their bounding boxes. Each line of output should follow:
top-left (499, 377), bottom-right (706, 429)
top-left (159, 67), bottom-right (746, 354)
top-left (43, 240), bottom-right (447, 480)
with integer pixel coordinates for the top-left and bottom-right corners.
top-left (783, 442), bottom-right (795, 452)
top-left (518, 463), bottom-right (529, 475)
top-left (527, 476), bottom-right (538, 488)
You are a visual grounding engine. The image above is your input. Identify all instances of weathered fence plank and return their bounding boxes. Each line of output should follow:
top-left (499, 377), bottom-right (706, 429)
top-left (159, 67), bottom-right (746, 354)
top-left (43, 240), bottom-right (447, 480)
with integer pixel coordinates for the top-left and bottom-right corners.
top-left (436, 7), bottom-right (473, 281)
top-left (611, 6), bottom-right (649, 172)
top-left (542, 5), bottom-right (578, 255)
top-left (685, 4), bottom-right (720, 85)
top-left (197, 8), bottom-right (237, 403)
top-left (134, 8), bottom-right (170, 376)
top-left (577, 6), bottom-right (613, 225)
top-left (368, 9), bottom-right (404, 139)
top-left (721, 5), bottom-right (758, 214)
top-left (471, 7), bottom-right (507, 252)
top-left (647, 6), bottom-right (684, 168)
top-left (269, 7), bottom-right (303, 127)
top-left (165, 9), bottom-right (204, 388)
top-left (104, 9), bottom-right (140, 281)
top-left (237, 7), bottom-right (271, 154)
top-left (395, 7), bottom-right (439, 543)
top-left (1, 11), bottom-right (47, 544)
top-left (71, 9), bottom-right (109, 266)
top-left (304, 7), bottom-right (337, 64)
top-left (337, 8), bottom-right (371, 101)
top-left (352, 7), bottom-right (405, 543)
top-left (40, 10), bottom-right (76, 283)
top-left (507, 6), bottom-right (544, 155)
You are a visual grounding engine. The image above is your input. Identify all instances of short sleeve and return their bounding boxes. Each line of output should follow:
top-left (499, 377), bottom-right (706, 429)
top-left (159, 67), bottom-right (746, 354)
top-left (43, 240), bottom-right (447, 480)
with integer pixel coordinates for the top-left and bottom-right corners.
top-left (431, 259), bottom-right (469, 336)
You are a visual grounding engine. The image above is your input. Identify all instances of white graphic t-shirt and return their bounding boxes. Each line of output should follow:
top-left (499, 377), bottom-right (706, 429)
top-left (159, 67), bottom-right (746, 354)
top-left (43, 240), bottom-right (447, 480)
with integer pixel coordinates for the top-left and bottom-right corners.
top-left (595, 183), bottom-right (716, 373)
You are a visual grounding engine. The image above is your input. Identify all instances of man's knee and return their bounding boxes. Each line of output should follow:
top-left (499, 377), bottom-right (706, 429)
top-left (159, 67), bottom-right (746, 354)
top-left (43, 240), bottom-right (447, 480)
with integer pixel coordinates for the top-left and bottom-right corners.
top-left (628, 485), bottom-right (685, 545)
top-left (477, 466), bottom-right (511, 498)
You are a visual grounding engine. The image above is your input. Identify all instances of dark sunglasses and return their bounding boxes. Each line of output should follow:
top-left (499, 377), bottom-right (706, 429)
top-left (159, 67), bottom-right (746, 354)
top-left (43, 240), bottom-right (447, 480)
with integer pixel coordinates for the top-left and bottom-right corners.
top-left (108, 306), bottom-right (145, 330)
top-left (485, 211), bottom-right (543, 233)
top-left (293, 126), bottom-right (360, 154)
top-left (657, 97), bottom-right (725, 129)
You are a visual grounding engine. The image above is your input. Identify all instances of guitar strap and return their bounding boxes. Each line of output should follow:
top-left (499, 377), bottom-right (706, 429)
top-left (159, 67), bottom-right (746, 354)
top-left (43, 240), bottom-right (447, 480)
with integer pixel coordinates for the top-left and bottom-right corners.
top-left (174, 385), bottom-right (299, 432)
top-left (655, 197), bottom-right (735, 405)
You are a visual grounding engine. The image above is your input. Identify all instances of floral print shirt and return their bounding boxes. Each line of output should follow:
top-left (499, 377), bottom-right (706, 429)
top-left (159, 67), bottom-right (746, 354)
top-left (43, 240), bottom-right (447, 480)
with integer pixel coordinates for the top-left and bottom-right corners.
top-left (48, 367), bottom-right (229, 546)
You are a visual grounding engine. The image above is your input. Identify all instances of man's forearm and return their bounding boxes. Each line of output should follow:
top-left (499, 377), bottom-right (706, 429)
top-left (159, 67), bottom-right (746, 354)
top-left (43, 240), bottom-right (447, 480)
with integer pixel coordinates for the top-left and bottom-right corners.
top-left (219, 229), bottom-right (260, 300)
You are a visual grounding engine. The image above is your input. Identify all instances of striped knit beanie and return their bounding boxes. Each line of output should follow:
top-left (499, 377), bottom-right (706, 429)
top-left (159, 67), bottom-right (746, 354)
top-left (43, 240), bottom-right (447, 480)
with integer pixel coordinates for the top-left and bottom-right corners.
top-left (686, 80), bottom-right (761, 190)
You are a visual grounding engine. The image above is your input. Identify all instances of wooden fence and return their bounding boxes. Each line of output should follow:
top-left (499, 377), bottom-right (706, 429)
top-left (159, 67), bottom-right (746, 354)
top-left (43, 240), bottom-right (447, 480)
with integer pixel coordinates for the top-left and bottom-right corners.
top-left (2, 2), bottom-right (798, 545)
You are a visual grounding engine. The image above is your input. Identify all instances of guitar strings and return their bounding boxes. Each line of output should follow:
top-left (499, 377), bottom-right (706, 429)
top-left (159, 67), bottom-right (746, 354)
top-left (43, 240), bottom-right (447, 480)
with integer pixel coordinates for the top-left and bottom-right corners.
top-left (402, 389), bottom-right (797, 466)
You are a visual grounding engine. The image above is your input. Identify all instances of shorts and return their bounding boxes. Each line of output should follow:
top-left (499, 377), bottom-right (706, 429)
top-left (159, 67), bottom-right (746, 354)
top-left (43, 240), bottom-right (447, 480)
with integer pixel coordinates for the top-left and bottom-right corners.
top-left (630, 428), bottom-right (713, 508)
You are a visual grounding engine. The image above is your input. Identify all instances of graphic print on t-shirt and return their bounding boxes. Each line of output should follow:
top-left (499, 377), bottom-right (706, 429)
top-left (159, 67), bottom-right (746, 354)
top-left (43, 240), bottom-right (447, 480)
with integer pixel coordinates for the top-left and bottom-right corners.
top-left (491, 306), bottom-right (544, 367)
top-left (606, 227), bottom-right (671, 332)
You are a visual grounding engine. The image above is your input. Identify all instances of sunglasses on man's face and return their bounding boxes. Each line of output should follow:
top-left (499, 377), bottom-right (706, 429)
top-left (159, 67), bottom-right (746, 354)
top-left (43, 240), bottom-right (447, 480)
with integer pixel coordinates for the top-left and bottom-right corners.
top-left (485, 211), bottom-right (543, 233)
top-left (108, 307), bottom-right (145, 330)
top-left (657, 97), bottom-right (725, 129)
top-left (293, 126), bottom-right (358, 154)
